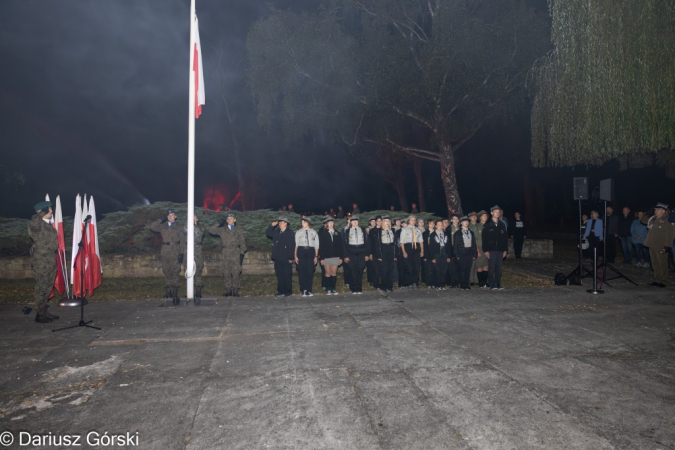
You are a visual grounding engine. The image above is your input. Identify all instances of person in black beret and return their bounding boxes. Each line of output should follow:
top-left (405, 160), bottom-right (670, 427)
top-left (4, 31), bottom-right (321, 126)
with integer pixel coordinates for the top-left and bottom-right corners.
top-left (266, 217), bottom-right (296, 297)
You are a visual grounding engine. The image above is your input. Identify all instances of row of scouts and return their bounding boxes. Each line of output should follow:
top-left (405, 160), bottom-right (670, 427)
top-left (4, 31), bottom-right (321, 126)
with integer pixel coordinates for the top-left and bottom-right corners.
top-left (148, 209), bottom-right (246, 305)
top-left (266, 205), bottom-right (512, 297)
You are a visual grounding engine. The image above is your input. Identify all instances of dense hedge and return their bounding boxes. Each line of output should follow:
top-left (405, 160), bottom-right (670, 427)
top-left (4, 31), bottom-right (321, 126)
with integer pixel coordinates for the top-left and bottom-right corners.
top-left (0, 203), bottom-right (439, 256)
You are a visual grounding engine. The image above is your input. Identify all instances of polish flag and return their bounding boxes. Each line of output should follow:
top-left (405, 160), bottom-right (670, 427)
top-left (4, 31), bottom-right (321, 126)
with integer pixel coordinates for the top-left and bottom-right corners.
top-left (71, 194), bottom-right (85, 297)
top-left (85, 196), bottom-right (102, 296)
top-left (47, 195), bottom-right (67, 298)
top-left (193, 16), bottom-right (205, 118)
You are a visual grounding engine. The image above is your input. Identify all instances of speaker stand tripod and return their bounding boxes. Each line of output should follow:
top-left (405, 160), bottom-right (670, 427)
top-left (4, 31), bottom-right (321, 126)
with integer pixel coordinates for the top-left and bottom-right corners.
top-left (565, 199), bottom-right (594, 283)
top-left (597, 201), bottom-right (637, 287)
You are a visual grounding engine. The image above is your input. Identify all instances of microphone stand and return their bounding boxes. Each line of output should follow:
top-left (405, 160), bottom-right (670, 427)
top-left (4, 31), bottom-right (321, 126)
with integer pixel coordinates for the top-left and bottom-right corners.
top-left (53, 217), bottom-right (101, 332)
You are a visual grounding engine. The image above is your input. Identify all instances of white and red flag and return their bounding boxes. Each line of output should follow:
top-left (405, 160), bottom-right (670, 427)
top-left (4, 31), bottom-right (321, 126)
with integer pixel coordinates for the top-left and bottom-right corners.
top-left (193, 15), bottom-right (205, 118)
top-left (71, 194), bottom-right (84, 296)
top-left (85, 196), bottom-right (102, 296)
top-left (46, 195), bottom-right (68, 298)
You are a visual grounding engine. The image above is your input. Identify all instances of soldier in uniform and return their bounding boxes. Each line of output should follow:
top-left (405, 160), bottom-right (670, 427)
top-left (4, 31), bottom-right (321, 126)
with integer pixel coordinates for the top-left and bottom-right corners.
top-left (294, 217), bottom-right (319, 297)
top-left (482, 205), bottom-right (509, 290)
top-left (209, 212), bottom-right (247, 297)
top-left (28, 201), bottom-right (60, 323)
top-left (185, 215), bottom-right (205, 304)
top-left (150, 209), bottom-right (184, 305)
top-left (267, 217), bottom-right (295, 297)
top-left (641, 203), bottom-right (675, 287)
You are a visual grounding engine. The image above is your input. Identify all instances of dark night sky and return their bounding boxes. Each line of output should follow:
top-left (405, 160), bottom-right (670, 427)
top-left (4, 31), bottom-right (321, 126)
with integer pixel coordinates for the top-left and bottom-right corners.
top-left (1, 0), bottom-right (673, 223)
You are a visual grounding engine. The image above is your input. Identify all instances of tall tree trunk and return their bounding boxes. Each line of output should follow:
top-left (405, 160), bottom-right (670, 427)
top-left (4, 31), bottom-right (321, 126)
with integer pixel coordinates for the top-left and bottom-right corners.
top-left (413, 159), bottom-right (426, 212)
top-left (438, 142), bottom-right (463, 216)
top-left (224, 102), bottom-right (247, 211)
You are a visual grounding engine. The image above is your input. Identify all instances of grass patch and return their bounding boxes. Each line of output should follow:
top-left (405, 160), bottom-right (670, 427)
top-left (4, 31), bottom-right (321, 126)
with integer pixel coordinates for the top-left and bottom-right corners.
top-left (1, 267), bottom-right (551, 305)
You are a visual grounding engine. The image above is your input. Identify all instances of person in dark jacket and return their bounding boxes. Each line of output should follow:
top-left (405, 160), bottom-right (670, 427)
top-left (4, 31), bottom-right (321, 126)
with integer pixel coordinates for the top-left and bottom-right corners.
top-left (366, 217), bottom-right (379, 287)
top-left (266, 217), bottom-right (295, 297)
top-left (319, 217), bottom-right (343, 295)
top-left (395, 220), bottom-right (407, 287)
top-left (428, 220), bottom-right (451, 289)
top-left (371, 216), bottom-right (396, 292)
top-left (343, 216), bottom-right (369, 294)
top-left (617, 206), bottom-right (634, 264)
top-left (509, 212), bottom-right (527, 259)
top-left (421, 219), bottom-right (435, 285)
top-left (341, 216), bottom-right (353, 288)
top-left (605, 206), bottom-right (619, 263)
top-left (482, 205), bottom-right (509, 290)
top-left (454, 216), bottom-right (478, 290)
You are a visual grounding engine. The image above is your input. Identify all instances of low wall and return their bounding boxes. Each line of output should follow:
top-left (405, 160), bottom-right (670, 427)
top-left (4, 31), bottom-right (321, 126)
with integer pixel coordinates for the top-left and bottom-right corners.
top-left (0, 239), bottom-right (552, 279)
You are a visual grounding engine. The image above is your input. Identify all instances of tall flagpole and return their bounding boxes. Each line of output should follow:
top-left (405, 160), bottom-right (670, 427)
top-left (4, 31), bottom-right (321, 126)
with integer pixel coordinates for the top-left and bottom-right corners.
top-left (186, 0), bottom-right (196, 300)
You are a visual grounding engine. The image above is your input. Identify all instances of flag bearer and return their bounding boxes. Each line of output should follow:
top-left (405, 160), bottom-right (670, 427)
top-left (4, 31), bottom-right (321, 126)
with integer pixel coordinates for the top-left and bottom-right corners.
top-left (28, 201), bottom-right (59, 323)
top-left (209, 212), bottom-right (247, 297)
top-left (150, 209), bottom-right (184, 305)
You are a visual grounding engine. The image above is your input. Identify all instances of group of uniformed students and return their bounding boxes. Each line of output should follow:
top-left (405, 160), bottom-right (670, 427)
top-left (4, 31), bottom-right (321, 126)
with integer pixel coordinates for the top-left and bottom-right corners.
top-left (265, 205), bottom-right (512, 297)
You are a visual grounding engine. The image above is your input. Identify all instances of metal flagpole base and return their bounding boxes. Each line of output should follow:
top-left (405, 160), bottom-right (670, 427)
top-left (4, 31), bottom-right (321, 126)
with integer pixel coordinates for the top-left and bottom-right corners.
top-left (586, 288), bottom-right (604, 295)
top-left (58, 297), bottom-right (88, 307)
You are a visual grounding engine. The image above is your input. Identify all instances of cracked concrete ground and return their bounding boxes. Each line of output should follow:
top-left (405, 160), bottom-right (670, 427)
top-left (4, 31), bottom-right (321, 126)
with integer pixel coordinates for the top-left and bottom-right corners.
top-left (1, 282), bottom-right (674, 449)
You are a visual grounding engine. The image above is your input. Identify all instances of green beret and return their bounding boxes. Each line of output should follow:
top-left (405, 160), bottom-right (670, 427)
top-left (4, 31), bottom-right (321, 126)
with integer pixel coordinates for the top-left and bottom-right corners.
top-left (167, 209), bottom-right (176, 215)
top-left (34, 201), bottom-right (52, 211)
top-left (226, 212), bottom-right (236, 218)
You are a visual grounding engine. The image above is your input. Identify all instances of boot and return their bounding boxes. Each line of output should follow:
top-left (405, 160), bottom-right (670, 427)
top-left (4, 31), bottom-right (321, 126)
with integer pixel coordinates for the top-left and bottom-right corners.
top-left (164, 286), bottom-right (172, 298)
top-left (45, 305), bottom-right (59, 320)
top-left (231, 288), bottom-right (238, 297)
top-left (35, 306), bottom-right (54, 324)
top-left (194, 286), bottom-right (202, 305)
top-left (223, 288), bottom-right (232, 297)
top-left (172, 287), bottom-right (180, 306)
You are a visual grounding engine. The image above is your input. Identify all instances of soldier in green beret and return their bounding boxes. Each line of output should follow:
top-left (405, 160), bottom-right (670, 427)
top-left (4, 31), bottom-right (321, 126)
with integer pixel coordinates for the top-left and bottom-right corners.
top-left (209, 212), bottom-right (247, 297)
top-left (641, 203), bottom-right (675, 287)
top-left (150, 209), bottom-right (184, 305)
top-left (28, 201), bottom-right (60, 323)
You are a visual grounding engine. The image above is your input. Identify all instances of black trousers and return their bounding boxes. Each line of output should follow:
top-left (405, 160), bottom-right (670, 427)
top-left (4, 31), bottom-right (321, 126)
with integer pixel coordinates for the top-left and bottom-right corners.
top-left (274, 259), bottom-right (293, 295)
top-left (347, 252), bottom-right (366, 292)
top-left (396, 248), bottom-right (407, 286)
top-left (513, 237), bottom-right (524, 258)
top-left (297, 247), bottom-right (316, 293)
top-left (432, 258), bottom-right (448, 287)
top-left (447, 258), bottom-right (459, 287)
top-left (487, 252), bottom-right (503, 287)
top-left (367, 258), bottom-right (379, 286)
top-left (403, 244), bottom-right (421, 286)
top-left (456, 256), bottom-right (473, 288)
top-left (605, 236), bottom-right (617, 262)
top-left (376, 244), bottom-right (395, 290)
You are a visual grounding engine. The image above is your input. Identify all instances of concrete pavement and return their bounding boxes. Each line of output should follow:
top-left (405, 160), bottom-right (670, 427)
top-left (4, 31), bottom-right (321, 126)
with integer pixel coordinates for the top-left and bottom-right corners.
top-left (1, 284), bottom-right (674, 449)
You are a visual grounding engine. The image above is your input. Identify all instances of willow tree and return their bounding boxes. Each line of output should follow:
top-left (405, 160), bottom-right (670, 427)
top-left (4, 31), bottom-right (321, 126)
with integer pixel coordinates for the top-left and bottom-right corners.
top-left (531, 0), bottom-right (675, 171)
top-left (247, 0), bottom-right (548, 215)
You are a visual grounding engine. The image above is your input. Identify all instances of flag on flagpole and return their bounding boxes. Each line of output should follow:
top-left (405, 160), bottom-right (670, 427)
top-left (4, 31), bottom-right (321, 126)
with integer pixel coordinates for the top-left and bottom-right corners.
top-left (85, 196), bottom-right (102, 296)
top-left (193, 16), bottom-right (205, 118)
top-left (71, 194), bottom-right (84, 296)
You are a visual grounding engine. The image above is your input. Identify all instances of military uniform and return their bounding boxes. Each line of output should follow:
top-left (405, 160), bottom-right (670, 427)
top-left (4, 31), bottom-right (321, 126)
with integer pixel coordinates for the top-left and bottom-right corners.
top-left (28, 201), bottom-right (59, 323)
top-left (150, 212), bottom-right (184, 303)
top-left (209, 215), bottom-right (247, 296)
top-left (642, 204), bottom-right (675, 287)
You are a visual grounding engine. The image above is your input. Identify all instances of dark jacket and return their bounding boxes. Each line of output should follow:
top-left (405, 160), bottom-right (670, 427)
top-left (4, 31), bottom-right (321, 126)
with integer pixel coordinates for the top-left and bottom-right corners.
top-left (617, 214), bottom-right (633, 237)
top-left (509, 219), bottom-right (527, 239)
top-left (266, 225), bottom-right (295, 261)
top-left (428, 230), bottom-right (452, 260)
top-left (606, 213), bottom-right (619, 236)
top-left (482, 219), bottom-right (509, 252)
top-left (318, 228), bottom-right (343, 260)
top-left (342, 226), bottom-right (370, 258)
top-left (371, 228), bottom-right (396, 260)
top-left (454, 229), bottom-right (478, 258)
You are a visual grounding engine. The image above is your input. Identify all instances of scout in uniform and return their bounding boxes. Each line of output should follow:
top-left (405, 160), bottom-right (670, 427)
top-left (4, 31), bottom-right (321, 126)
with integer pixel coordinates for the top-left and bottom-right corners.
top-left (482, 205), bottom-right (509, 290)
top-left (209, 212), bottom-right (247, 297)
top-left (454, 216), bottom-right (478, 290)
top-left (185, 215), bottom-right (206, 304)
top-left (343, 216), bottom-right (369, 294)
top-left (399, 216), bottom-right (424, 289)
top-left (319, 217), bottom-right (343, 295)
top-left (266, 217), bottom-right (296, 297)
top-left (446, 215), bottom-right (461, 288)
top-left (371, 216), bottom-right (396, 292)
top-left (642, 203), bottom-right (675, 287)
top-left (295, 217), bottom-right (320, 296)
top-left (474, 210), bottom-right (489, 288)
top-left (467, 212), bottom-right (479, 284)
top-left (366, 216), bottom-right (377, 287)
top-left (422, 219), bottom-right (435, 285)
top-left (150, 209), bottom-right (184, 305)
top-left (28, 201), bottom-right (59, 323)
top-left (428, 220), bottom-right (451, 289)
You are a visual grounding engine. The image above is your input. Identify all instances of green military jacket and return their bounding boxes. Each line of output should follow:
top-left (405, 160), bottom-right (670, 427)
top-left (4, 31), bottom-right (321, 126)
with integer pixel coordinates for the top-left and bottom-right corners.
top-left (642, 214), bottom-right (675, 249)
top-left (209, 223), bottom-right (247, 256)
top-left (149, 220), bottom-right (184, 250)
top-left (28, 214), bottom-right (58, 256)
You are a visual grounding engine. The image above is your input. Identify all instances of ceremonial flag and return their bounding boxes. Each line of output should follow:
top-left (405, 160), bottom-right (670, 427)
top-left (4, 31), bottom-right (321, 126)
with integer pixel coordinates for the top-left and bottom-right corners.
top-left (47, 195), bottom-right (68, 298)
top-left (193, 15), bottom-right (205, 118)
top-left (71, 194), bottom-right (85, 297)
top-left (85, 196), bottom-right (102, 296)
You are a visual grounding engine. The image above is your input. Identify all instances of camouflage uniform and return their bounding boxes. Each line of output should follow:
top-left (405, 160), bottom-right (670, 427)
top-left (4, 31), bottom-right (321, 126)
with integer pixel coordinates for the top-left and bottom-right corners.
top-left (150, 219), bottom-right (184, 289)
top-left (209, 223), bottom-right (246, 292)
top-left (28, 214), bottom-right (58, 310)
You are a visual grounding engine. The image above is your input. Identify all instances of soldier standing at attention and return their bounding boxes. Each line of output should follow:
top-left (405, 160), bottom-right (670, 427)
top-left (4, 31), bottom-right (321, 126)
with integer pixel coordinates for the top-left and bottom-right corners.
top-left (295, 217), bottom-right (319, 297)
top-left (267, 217), bottom-right (295, 297)
top-left (641, 203), bottom-right (675, 287)
top-left (482, 205), bottom-right (509, 290)
top-left (185, 215), bottom-right (206, 304)
top-left (209, 212), bottom-right (247, 297)
top-left (28, 200), bottom-right (59, 323)
top-left (150, 209), bottom-right (184, 305)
